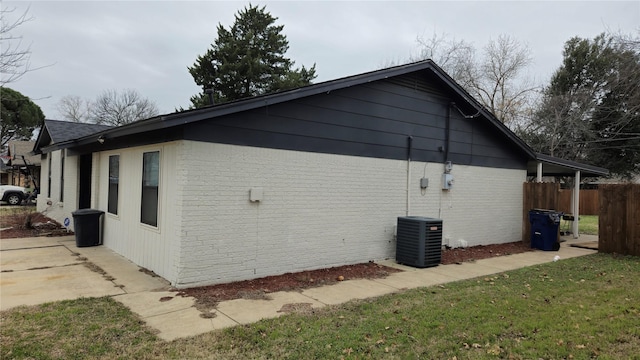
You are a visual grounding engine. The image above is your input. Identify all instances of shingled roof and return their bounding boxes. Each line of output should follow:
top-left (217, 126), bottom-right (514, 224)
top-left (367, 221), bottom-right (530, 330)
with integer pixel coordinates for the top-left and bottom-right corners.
top-left (33, 119), bottom-right (112, 154)
top-left (7, 140), bottom-right (41, 166)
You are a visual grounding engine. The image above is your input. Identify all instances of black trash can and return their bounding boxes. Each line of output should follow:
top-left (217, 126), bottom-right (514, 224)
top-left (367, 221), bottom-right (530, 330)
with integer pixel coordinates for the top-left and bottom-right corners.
top-left (72, 209), bottom-right (104, 247)
top-left (528, 209), bottom-right (562, 251)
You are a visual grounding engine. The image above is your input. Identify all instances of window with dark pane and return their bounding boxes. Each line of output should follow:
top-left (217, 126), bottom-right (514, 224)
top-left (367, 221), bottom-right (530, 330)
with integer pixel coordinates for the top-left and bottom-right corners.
top-left (141, 151), bottom-right (159, 226)
top-left (108, 155), bottom-right (119, 215)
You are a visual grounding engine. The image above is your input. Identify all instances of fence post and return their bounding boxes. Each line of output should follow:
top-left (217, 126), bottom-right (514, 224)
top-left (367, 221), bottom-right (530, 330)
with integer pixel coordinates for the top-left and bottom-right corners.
top-left (599, 184), bottom-right (640, 256)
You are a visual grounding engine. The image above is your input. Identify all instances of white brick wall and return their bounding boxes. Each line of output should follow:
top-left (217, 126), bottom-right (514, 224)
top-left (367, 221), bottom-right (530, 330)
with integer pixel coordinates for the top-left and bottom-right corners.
top-left (174, 142), bottom-right (526, 287)
top-left (35, 142), bottom-right (526, 288)
top-left (409, 163), bottom-right (524, 248)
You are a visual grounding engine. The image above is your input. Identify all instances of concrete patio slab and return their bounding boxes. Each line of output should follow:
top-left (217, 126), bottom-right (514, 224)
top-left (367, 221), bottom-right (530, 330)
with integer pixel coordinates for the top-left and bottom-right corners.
top-left (426, 261), bottom-right (506, 281)
top-left (0, 236), bottom-right (66, 251)
top-left (115, 291), bottom-right (195, 318)
top-left (1, 245), bottom-right (80, 271)
top-left (557, 247), bottom-right (597, 258)
top-left (115, 290), bottom-right (238, 341)
top-left (0, 264), bottom-right (125, 310)
top-left (217, 291), bottom-right (325, 325)
top-left (372, 269), bottom-right (458, 289)
top-left (301, 278), bottom-right (398, 305)
top-left (145, 307), bottom-right (237, 342)
top-left (477, 254), bottom-right (545, 271)
top-left (63, 238), bottom-right (170, 293)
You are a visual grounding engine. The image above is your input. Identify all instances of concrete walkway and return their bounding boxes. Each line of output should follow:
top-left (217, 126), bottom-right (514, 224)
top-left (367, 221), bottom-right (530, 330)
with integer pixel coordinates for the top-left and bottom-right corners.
top-left (0, 234), bottom-right (597, 341)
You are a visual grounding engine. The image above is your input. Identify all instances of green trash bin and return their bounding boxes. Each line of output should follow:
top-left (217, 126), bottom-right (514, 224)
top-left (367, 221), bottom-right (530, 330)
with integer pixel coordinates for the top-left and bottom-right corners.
top-left (72, 209), bottom-right (104, 247)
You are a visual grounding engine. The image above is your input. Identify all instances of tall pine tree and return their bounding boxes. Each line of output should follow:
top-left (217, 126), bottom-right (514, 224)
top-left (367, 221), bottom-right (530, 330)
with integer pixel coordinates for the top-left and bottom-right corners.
top-left (1, 87), bottom-right (45, 148)
top-left (188, 4), bottom-right (316, 108)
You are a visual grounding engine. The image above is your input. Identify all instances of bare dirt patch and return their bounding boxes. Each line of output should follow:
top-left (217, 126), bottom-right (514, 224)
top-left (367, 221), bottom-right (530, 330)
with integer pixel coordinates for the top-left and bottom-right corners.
top-left (0, 210), bottom-right (69, 238)
top-left (177, 241), bottom-right (533, 312)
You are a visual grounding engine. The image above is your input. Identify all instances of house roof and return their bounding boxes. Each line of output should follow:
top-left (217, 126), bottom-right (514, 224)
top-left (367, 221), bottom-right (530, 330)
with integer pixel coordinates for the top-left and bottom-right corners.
top-left (7, 141), bottom-right (41, 166)
top-left (33, 119), bottom-right (112, 154)
top-left (38, 60), bottom-right (536, 157)
top-left (32, 60), bottom-right (608, 177)
top-left (527, 153), bottom-right (609, 178)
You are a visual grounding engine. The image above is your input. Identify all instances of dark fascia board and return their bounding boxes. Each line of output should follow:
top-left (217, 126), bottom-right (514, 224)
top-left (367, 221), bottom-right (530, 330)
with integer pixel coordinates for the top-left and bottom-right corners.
top-left (62, 60), bottom-right (536, 158)
top-left (530, 153), bottom-right (609, 177)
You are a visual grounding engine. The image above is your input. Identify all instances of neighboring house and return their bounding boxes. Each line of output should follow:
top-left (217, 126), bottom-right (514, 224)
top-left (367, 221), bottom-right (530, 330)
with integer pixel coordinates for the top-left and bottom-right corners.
top-left (33, 120), bottom-right (112, 220)
top-left (32, 60), bottom-right (607, 288)
top-left (2, 141), bottom-right (41, 188)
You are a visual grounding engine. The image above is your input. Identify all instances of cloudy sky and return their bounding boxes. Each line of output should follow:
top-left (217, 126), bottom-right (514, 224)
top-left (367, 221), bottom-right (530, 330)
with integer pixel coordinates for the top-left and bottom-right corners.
top-left (4, 1), bottom-right (639, 119)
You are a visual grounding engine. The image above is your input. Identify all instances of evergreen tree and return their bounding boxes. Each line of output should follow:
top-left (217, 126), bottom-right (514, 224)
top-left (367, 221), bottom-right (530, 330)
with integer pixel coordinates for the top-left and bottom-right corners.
top-left (1, 87), bottom-right (45, 148)
top-left (188, 4), bottom-right (316, 108)
top-left (521, 33), bottom-right (640, 178)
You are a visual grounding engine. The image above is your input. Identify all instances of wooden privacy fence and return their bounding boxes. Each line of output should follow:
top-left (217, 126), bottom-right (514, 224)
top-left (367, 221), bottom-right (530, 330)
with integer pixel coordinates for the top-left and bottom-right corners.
top-left (558, 189), bottom-right (600, 215)
top-left (599, 184), bottom-right (640, 256)
top-left (522, 183), bottom-right (561, 243)
top-left (558, 189), bottom-right (599, 215)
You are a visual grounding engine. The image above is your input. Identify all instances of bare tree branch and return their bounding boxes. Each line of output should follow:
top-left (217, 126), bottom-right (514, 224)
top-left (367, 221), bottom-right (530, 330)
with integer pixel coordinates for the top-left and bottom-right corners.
top-left (89, 89), bottom-right (159, 126)
top-left (56, 95), bottom-right (90, 122)
top-left (413, 32), bottom-right (540, 127)
top-left (1, 6), bottom-right (34, 85)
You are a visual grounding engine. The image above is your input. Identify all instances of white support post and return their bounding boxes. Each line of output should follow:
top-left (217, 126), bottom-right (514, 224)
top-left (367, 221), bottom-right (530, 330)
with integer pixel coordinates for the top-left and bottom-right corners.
top-left (572, 170), bottom-right (580, 238)
top-left (536, 162), bottom-right (543, 183)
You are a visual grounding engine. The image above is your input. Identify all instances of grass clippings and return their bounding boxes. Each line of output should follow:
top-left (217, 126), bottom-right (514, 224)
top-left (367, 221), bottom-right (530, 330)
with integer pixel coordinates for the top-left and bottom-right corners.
top-left (1, 253), bottom-right (638, 359)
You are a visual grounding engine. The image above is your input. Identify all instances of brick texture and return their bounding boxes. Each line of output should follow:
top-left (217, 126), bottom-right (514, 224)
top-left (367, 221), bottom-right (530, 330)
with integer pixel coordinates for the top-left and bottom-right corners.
top-left (174, 142), bottom-right (525, 287)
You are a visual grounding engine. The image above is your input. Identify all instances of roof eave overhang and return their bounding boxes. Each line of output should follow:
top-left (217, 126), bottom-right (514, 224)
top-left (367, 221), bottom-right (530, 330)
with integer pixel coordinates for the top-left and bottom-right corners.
top-left (54, 60), bottom-right (537, 160)
top-left (528, 153), bottom-right (609, 178)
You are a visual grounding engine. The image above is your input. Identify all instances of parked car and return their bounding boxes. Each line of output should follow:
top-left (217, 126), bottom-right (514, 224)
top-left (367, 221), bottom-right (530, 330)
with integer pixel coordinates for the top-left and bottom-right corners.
top-left (0, 185), bottom-right (28, 205)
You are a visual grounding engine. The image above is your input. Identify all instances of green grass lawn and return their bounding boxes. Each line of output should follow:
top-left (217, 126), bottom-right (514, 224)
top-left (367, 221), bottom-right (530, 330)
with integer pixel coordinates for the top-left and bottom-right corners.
top-left (2, 253), bottom-right (638, 359)
top-left (579, 215), bottom-right (599, 235)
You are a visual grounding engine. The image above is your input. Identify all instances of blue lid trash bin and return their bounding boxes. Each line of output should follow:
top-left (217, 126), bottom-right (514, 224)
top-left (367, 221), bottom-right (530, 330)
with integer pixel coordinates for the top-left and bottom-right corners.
top-left (528, 209), bottom-right (562, 251)
top-left (71, 209), bottom-right (104, 247)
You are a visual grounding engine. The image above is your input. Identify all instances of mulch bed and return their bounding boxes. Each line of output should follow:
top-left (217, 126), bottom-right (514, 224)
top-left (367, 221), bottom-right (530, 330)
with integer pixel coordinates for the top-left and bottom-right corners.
top-left (441, 241), bottom-right (533, 265)
top-left (0, 211), bottom-right (70, 238)
top-left (177, 241), bottom-right (533, 311)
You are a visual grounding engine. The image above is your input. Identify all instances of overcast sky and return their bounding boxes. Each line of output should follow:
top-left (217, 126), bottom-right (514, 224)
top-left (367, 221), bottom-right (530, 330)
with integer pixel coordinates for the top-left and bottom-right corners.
top-left (4, 1), bottom-right (639, 119)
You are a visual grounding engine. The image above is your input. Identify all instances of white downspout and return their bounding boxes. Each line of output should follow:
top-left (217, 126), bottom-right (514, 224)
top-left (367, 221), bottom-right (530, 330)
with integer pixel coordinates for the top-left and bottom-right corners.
top-left (572, 170), bottom-right (580, 238)
top-left (536, 162), bottom-right (543, 183)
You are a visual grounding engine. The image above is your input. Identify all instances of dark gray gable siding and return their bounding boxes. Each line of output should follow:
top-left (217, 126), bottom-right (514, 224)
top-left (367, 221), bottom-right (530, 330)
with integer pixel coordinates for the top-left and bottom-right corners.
top-left (184, 74), bottom-right (528, 170)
